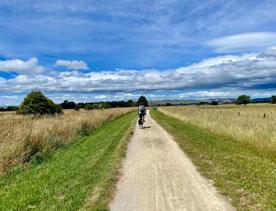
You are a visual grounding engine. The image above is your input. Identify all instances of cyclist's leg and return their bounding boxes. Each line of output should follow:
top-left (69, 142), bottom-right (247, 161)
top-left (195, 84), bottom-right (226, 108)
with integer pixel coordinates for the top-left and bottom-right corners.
top-left (138, 114), bottom-right (143, 126)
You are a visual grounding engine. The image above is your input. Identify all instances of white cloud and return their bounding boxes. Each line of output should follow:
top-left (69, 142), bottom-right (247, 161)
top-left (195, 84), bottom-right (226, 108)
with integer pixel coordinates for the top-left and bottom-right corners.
top-left (0, 57), bottom-right (45, 74)
top-left (174, 88), bottom-right (276, 101)
top-left (205, 32), bottom-right (276, 53)
top-left (54, 60), bottom-right (89, 70)
top-left (1, 48), bottom-right (276, 104)
top-left (258, 46), bottom-right (276, 59)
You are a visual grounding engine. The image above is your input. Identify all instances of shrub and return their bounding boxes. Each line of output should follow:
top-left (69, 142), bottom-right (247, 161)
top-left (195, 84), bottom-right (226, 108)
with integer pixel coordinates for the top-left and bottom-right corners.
top-left (79, 121), bottom-right (91, 136)
top-left (74, 106), bottom-right (80, 111)
top-left (17, 91), bottom-right (63, 115)
top-left (100, 102), bottom-right (111, 109)
top-left (92, 104), bottom-right (99, 109)
top-left (84, 104), bottom-right (93, 110)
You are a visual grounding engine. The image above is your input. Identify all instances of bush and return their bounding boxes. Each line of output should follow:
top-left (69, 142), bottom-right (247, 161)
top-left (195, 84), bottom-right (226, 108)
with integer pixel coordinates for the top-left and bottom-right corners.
top-left (92, 104), bottom-right (99, 109)
top-left (74, 106), bottom-right (80, 111)
top-left (84, 104), bottom-right (93, 110)
top-left (100, 102), bottom-right (111, 109)
top-left (211, 101), bottom-right (219, 105)
top-left (79, 121), bottom-right (91, 136)
top-left (18, 91), bottom-right (63, 115)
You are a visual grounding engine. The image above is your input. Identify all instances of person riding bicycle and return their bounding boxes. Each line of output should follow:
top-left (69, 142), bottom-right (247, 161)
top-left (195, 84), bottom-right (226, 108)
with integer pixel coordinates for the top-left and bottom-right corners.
top-left (138, 103), bottom-right (146, 126)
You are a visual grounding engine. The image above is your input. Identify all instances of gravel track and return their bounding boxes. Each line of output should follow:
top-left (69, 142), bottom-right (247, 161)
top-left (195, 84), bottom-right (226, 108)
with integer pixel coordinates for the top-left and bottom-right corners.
top-left (110, 112), bottom-right (235, 211)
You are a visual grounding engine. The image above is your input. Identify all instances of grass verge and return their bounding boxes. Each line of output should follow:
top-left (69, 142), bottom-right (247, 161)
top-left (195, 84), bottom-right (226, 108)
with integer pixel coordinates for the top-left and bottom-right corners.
top-left (151, 110), bottom-right (276, 211)
top-left (0, 112), bottom-right (136, 211)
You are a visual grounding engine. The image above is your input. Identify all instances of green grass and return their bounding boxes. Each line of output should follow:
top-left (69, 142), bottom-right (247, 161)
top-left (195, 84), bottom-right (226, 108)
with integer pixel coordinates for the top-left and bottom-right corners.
top-left (151, 110), bottom-right (276, 211)
top-left (0, 112), bottom-right (136, 211)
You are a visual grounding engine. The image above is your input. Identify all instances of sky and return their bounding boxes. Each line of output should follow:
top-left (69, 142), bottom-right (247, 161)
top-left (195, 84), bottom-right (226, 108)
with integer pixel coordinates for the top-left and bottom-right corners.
top-left (1, 0), bottom-right (276, 105)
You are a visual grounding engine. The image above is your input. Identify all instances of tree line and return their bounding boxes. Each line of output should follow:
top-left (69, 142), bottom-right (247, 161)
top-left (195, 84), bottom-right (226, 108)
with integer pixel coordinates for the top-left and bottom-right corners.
top-left (236, 95), bottom-right (276, 106)
top-left (0, 91), bottom-right (149, 115)
top-left (61, 95), bottom-right (148, 110)
top-left (1, 91), bottom-right (276, 114)
top-left (198, 95), bottom-right (276, 106)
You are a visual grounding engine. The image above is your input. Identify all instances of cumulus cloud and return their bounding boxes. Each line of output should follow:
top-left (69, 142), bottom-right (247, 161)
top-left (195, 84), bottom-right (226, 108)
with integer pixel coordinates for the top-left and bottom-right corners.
top-left (205, 32), bottom-right (276, 53)
top-left (54, 60), bottom-right (89, 70)
top-left (1, 48), bottom-right (276, 105)
top-left (0, 57), bottom-right (45, 74)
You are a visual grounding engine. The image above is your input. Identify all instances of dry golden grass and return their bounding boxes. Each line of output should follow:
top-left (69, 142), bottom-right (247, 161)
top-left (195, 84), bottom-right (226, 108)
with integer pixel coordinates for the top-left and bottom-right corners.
top-left (159, 104), bottom-right (276, 154)
top-left (0, 108), bottom-right (134, 173)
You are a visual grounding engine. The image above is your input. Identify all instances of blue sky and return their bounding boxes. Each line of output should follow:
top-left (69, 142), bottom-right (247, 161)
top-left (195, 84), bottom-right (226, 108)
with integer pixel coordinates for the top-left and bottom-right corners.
top-left (1, 0), bottom-right (276, 105)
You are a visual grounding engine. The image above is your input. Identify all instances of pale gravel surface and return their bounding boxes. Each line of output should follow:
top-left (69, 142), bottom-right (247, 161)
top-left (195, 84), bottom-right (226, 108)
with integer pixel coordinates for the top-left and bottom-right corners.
top-left (110, 112), bottom-right (235, 211)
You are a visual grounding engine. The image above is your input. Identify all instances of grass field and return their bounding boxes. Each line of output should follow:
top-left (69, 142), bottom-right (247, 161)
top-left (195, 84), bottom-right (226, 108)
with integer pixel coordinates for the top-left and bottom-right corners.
top-left (151, 109), bottom-right (276, 210)
top-left (0, 111), bottom-right (136, 210)
top-left (159, 104), bottom-right (276, 155)
top-left (0, 108), bottom-right (134, 173)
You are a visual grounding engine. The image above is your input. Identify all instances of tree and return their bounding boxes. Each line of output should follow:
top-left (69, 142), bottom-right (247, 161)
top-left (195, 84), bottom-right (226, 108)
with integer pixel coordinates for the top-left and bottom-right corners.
top-left (127, 99), bottom-right (135, 107)
top-left (18, 91), bottom-right (62, 115)
top-left (271, 96), bottom-right (276, 104)
top-left (211, 101), bottom-right (219, 105)
top-left (0, 106), bottom-right (18, 112)
top-left (236, 95), bottom-right (251, 106)
top-left (137, 96), bottom-right (148, 106)
top-left (60, 100), bottom-right (76, 109)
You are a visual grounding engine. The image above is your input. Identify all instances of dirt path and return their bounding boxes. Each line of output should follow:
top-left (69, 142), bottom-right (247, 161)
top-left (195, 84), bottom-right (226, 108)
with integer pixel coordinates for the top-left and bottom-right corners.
top-left (110, 112), bottom-right (235, 211)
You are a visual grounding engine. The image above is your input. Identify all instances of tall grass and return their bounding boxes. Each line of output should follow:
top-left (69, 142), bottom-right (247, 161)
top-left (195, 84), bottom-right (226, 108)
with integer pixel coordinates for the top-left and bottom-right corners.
top-left (159, 104), bottom-right (276, 155)
top-left (0, 108), bottom-right (134, 173)
top-left (0, 112), bottom-right (136, 210)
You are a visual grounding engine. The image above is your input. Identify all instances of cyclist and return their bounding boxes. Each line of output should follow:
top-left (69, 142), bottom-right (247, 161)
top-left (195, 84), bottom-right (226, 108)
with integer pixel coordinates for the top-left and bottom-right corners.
top-left (138, 103), bottom-right (146, 127)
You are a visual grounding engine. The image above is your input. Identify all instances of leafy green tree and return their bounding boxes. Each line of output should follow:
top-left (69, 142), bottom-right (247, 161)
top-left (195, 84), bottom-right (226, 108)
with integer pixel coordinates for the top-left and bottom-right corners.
top-left (271, 96), bottom-right (276, 104)
top-left (61, 100), bottom-right (76, 109)
top-left (18, 91), bottom-right (62, 115)
top-left (137, 96), bottom-right (148, 106)
top-left (0, 106), bottom-right (18, 111)
top-left (237, 95), bottom-right (251, 106)
top-left (127, 99), bottom-right (135, 107)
